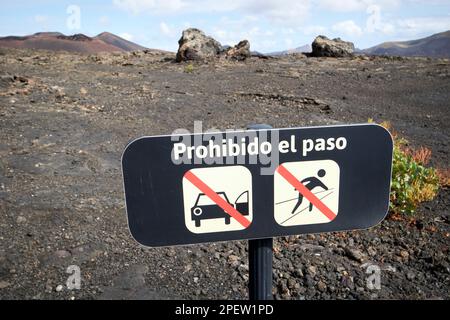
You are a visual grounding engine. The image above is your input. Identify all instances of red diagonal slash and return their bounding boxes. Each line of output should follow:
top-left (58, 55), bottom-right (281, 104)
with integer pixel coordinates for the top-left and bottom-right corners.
top-left (184, 170), bottom-right (251, 228)
top-left (276, 164), bottom-right (337, 221)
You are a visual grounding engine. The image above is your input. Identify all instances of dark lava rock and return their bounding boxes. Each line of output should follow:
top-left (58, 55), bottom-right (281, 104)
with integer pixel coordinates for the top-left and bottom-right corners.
top-left (344, 247), bottom-right (366, 263)
top-left (176, 28), bottom-right (251, 62)
top-left (176, 28), bottom-right (222, 62)
top-left (57, 34), bottom-right (92, 42)
top-left (311, 35), bottom-right (355, 57)
top-left (225, 40), bottom-right (251, 61)
top-left (0, 74), bottom-right (14, 89)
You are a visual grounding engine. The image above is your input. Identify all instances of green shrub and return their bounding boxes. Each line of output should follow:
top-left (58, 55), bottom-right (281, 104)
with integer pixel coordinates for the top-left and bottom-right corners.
top-left (185, 63), bottom-right (194, 73)
top-left (375, 121), bottom-right (440, 215)
top-left (390, 142), bottom-right (439, 214)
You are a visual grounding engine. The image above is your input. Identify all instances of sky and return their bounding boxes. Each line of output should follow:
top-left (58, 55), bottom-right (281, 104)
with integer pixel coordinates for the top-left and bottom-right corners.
top-left (1, 0), bottom-right (450, 53)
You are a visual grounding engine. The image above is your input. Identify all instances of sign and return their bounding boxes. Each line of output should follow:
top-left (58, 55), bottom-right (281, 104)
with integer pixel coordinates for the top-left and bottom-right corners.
top-left (122, 124), bottom-right (393, 247)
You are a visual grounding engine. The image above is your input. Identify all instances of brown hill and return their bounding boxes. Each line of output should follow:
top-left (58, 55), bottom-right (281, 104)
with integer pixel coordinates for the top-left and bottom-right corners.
top-left (362, 30), bottom-right (450, 58)
top-left (0, 32), bottom-right (148, 53)
top-left (95, 32), bottom-right (147, 51)
top-left (268, 44), bottom-right (312, 56)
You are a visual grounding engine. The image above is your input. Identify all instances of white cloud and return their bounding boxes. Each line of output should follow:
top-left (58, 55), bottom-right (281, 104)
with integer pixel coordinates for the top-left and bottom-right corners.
top-left (213, 29), bottom-right (227, 39)
top-left (99, 16), bottom-right (110, 26)
top-left (315, 0), bottom-right (401, 12)
top-left (402, 0), bottom-right (450, 5)
top-left (208, 16), bottom-right (284, 51)
top-left (113, 0), bottom-right (442, 18)
top-left (159, 22), bottom-right (177, 37)
top-left (159, 22), bottom-right (170, 35)
top-left (34, 15), bottom-right (49, 30)
top-left (365, 5), bottom-right (395, 35)
top-left (210, 17), bottom-right (260, 46)
top-left (34, 15), bottom-right (48, 24)
top-left (111, 0), bottom-right (450, 52)
top-left (119, 32), bottom-right (134, 41)
top-left (113, 0), bottom-right (185, 15)
top-left (303, 25), bottom-right (328, 36)
top-left (332, 20), bottom-right (363, 37)
top-left (395, 16), bottom-right (450, 37)
top-left (239, 0), bottom-right (310, 25)
top-left (364, 13), bottom-right (450, 40)
top-left (281, 28), bottom-right (295, 35)
top-left (113, 0), bottom-right (310, 27)
top-left (316, 0), bottom-right (367, 12)
top-left (377, 22), bottom-right (396, 35)
top-left (284, 38), bottom-right (294, 48)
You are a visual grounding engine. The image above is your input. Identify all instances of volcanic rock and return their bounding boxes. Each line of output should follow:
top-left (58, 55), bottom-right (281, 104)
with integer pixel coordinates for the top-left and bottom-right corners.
top-left (311, 35), bottom-right (354, 57)
top-left (176, 28), bottom-right (222, 62)
top-left (225, 40), bottom-right (251, 61)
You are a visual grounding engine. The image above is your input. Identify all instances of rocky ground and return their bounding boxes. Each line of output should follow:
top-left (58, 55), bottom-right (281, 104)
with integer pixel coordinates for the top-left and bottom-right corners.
top-left (0, 48), bottom-right (449, 300)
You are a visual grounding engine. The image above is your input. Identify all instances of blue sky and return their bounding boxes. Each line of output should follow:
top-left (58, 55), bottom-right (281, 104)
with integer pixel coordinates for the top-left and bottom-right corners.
top-left (1, 0), bottom-right (450, 52)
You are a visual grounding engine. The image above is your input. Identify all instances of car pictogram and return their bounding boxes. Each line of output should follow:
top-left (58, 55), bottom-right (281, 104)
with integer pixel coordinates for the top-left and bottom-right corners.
top-left (191, 191), bottom-right (249, 227)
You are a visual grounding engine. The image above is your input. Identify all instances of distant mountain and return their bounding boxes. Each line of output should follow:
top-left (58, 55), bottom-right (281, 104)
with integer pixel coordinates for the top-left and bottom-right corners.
top-left (268, 44), bottom-right (311, 56)
top-left (95, 32), bottom-right (147, 51)
top-left (362, 30), bottom-right (450, 58)
top-left (0, 32), bottom-right (148, 53)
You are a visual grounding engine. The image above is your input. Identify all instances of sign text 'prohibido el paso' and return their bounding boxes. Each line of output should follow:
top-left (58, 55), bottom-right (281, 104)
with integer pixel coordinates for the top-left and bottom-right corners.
top-left (122, 124), bottom-right (393, 247)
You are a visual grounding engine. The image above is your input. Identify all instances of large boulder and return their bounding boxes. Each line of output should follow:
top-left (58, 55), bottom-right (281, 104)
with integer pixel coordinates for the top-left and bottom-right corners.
top-left (225, 40), bottom-right (251, 61)
top-left (311, 35), bottom-right (354, 57)
top-left (176, 28), bottom-right (222, 62)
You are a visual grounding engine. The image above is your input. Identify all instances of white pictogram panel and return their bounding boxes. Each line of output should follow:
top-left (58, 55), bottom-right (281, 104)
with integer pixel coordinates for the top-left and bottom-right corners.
top-left (274, 160), bottom-right (340, 227)
top-left (183, 166), bottom-right (253, 234)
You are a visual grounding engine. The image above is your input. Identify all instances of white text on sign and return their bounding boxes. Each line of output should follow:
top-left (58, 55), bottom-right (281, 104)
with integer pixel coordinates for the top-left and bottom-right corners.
top-left (173, 135), bottom-right (347, 160)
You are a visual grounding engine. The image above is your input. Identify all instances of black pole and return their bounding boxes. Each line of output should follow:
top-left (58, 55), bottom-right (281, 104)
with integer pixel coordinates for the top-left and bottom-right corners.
top-left (247, 124), bottom-right (273, 300)
top-left (249, 238), bottom-right (273, 300)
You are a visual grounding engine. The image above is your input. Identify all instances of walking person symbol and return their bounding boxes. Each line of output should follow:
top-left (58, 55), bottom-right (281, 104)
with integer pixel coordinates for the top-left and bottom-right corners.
top-left (291, 169), bottom-right (329, 214)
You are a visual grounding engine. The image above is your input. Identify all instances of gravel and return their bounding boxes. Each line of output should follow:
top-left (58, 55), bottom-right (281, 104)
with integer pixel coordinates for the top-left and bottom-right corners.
top-left (0, 48), bottom-right (448, 299)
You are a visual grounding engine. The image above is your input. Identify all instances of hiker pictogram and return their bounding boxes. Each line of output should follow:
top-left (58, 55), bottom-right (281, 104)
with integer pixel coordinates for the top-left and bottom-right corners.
top-left (291, 169), bottom-right (329, 214)
top-left (274, 160), bottom-right (340, 227)
top-left (182, 166), bottom-right (253, 234)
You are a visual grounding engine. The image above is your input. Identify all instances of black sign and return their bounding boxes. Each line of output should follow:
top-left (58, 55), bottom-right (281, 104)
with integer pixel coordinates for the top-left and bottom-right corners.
top-left (122, 124), bottom-right (393, 247)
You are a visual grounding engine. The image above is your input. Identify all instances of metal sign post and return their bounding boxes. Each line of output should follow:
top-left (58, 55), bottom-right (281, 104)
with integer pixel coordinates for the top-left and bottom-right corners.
top-left (247, 124), bottom-right (273, 300)
top-left (249, 237), bottom-right (273, 300)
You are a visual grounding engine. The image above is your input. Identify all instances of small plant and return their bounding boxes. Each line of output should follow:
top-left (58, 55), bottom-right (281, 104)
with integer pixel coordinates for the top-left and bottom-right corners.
top-left (408, 146), bottom-right (432, 165)
top-left (185, 63), bottom-right (194, 73)
top-left (390, 142), bottom-right (439, 215)
top-left (373, 120), bottom-right (441, 215)
top-left (436, 167), bottom-right (450, 188)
